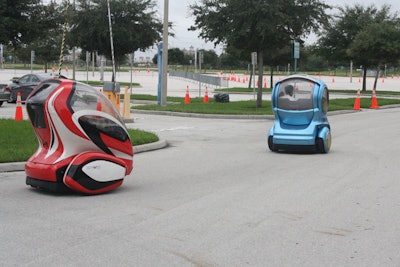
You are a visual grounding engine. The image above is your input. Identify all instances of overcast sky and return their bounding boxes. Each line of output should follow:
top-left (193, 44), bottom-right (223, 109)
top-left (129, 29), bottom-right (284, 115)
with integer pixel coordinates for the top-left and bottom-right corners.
top-left (135, 0), bottom-right (400, 59)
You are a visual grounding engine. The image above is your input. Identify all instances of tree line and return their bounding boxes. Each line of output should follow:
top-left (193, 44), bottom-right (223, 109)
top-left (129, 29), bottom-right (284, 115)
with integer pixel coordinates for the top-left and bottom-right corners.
top-left (1, 0), bottom-right (400, 105)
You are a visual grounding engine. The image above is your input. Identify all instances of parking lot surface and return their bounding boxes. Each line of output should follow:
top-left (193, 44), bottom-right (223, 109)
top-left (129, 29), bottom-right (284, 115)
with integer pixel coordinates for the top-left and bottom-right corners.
top-left (1, 105), bottom-right (400, 266)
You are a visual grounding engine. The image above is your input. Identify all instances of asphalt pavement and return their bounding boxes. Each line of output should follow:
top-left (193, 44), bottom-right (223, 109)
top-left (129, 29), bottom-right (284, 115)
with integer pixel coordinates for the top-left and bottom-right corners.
top-left (1, 107), bottom-right (400, 266)
top-left (1, 67), bottom-right (400, 265)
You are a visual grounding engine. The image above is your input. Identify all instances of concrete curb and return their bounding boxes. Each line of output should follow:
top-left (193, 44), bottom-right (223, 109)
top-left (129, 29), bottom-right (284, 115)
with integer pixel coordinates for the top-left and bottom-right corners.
top-left (132, 108), bottom-right (367, 118)
top-left (0, 139), bottom-right (168, 173)
top-left (134, 139), bottom-right (168, 154)
top-left (133, 109), bottom-right (275, 120)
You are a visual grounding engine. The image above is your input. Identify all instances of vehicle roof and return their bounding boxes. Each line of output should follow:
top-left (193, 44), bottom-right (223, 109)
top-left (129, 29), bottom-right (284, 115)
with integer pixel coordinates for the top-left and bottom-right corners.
top-left (20, 73), bottom-right (68, 80)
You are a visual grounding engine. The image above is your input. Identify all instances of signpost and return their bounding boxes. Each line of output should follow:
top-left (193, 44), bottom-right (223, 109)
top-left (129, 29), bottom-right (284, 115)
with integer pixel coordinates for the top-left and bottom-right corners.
top-left (251, 52), bottom-right (257, 99)
top-left (157, 42), bottom-right (163, 106)
top-left (160, 0), bottom-right (169, 106)
top-left (198, 50), bottom-right (203, 97)
top-left (30, 50), bottom-right (35, 73)
top-left (292, 41), bottom-right (300, 73)
top-left (0, 44), bottom-right (3, 68)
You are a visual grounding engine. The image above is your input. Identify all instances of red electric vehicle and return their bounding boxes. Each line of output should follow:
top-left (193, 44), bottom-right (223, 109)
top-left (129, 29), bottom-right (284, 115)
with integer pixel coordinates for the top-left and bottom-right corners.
top-left (25, 79), bottom-right (133, 194)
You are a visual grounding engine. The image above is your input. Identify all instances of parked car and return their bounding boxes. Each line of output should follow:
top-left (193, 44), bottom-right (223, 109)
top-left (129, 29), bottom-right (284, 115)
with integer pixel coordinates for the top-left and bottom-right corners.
top-left (5, 73), bottom-right (67, 103)
top-left (0, 84), bottom-right (10, 107)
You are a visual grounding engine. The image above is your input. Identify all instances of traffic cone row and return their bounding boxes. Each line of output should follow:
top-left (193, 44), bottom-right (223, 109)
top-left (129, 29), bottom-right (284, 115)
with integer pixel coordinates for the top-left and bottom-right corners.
top-left (183, 86), bottom-right (211, 104)
top-left (353, 88), bottom-right (380, 110)
top-left (15, 92), bottom-right (23, 121)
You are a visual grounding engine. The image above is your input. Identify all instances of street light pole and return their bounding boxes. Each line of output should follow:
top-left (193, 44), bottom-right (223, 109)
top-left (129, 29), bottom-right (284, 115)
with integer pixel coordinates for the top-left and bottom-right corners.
top-left (161, 0), bottom-right (169, 106)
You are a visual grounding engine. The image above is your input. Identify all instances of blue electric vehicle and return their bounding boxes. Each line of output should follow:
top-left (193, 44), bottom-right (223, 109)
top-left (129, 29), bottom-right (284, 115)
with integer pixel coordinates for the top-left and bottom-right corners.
top-left (268, 75), bottom-right (331, 153)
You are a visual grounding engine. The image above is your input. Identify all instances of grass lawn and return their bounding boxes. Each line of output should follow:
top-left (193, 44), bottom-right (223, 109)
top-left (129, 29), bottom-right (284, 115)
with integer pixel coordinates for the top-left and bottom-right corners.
top-left (0, 119), bottom-right (158, 163)
top-left (132, 95), bottom-right (400, 115)
top-left (2, 89), bottom-right (400, 163)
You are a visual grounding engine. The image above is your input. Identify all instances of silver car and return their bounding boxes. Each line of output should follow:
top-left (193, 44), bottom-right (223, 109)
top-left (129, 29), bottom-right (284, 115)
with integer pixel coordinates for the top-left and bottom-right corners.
top-left (0, 84), bottom-right (10, 107)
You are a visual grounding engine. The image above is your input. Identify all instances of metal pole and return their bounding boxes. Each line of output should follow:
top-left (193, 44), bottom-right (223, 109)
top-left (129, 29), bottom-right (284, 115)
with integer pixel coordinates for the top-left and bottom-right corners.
top-left (161, 0), bottom-right (169, 106)
top-left (72, 0), bottom-right (76, 80)
top-left (350, 60), bottom-right (353, 83)
top-left (130, 52), bottom-right (134, 94)
top-left (86, 51), bottom-right (89, 83)
top-left (100, 55), bottom-right (104, 81)
top-left (198, 51), bottom-right (202, 97)
top-left (107, 0), bottom-right (116, 90)
top-left (195, 49), bottom-right (197, 73)
top-left (30, 50), bottom-right (34, 74)
top-left (92, 52), bottom-right (95, 77)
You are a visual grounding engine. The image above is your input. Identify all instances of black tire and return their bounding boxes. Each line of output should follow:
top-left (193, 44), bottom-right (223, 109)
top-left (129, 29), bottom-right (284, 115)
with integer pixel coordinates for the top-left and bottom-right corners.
top-left (268, 135), bottom-right (277, 152)
top-left (316, 129), bottom-right (331, 153)
top-left (316, 138), bottom-right (324, 153)
top-left (0, 101), bottom-right (3, 107)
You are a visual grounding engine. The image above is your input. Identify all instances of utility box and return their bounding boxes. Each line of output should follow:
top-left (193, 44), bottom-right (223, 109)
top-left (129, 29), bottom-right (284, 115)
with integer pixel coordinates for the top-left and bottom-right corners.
top-left (103, 82), bottom-right (120, 110)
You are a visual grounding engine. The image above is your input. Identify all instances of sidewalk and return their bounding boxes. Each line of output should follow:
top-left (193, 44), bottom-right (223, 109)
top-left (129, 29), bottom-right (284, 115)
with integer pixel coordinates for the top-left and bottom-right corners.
top-left (1, 69), bottom-right (399, 100)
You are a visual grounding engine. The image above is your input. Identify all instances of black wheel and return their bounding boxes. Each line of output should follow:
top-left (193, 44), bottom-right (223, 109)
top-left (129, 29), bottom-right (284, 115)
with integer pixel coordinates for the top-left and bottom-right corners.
top-left (316, 138), bottom-right (324, 153)
top-left (316, 131), bottom-right (331, 153)
top-left (0, 101), bottom-right (3, 107)
top-left (268, 135), bottom-right (277, 152)
top-left (7, 95), bottom-right (15, 103)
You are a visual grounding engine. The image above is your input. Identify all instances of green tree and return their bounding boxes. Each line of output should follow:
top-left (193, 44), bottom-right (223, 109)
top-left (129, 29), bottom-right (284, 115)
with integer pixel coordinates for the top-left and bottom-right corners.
top-left (299, 45), bottom-right (329, 73)
top-left (349, 20), bottom-right (400, 90)
top-left (23, 1), bottom-right (64, 71)
top-left (190, 0), bottom-right (329, 107)
top-left (317, 4), bottom-right (400, 91)
top-left (199, 49), bottom-right (219, 70)
top-left (69, 0), bottom-right (163, 66)
top-left (152, 48), bottom-right (186, 65)
top-left (219, 52), bottom-right (245, 70)
top-left (168, 48), bottom-right (185, 65)
top-left (0, 0), bottom-right (56, 61)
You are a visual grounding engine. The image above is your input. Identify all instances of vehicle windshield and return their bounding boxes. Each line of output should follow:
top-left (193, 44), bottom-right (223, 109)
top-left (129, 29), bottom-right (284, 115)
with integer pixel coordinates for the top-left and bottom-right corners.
top-left (71, 83), bottom-right (128, 142)
top-left (277, 79), bottom-right (314, 110)
top-left (70, 82), bottom-right (123, 124)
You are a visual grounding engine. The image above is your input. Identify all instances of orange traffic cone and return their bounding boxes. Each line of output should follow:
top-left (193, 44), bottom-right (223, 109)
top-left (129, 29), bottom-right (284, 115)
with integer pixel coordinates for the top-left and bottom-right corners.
top-left (353, 88), bottom-right (361, 111)
top-left (203, 86), bottom-right (209, 103)
top-left (184, 86), bottom-right (190, 104)
top-left (96, 97), bottom-right (102, 111)
top-left (15, 92), bottom-right (23, 121)
top-left (96, 88), bottom-right (103, 111)
top-left (370, 88), bottom-right (379, 109)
